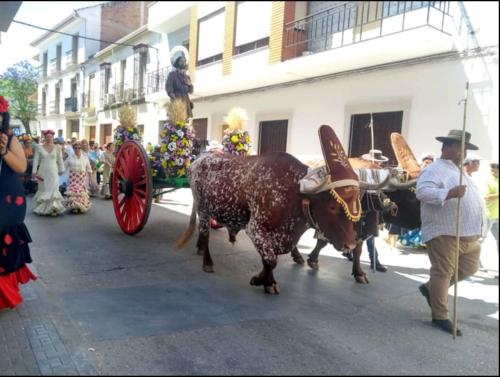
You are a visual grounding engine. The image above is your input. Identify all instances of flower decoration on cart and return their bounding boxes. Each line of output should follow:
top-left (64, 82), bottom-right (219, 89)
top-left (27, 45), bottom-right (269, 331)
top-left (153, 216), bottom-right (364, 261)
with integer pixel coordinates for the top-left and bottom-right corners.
top-left (150, 99), bottom-right (195, 179)
top-left (113, 104), bottom-right (142, 154)
top-left (222, 107), bottom-right (251, 156)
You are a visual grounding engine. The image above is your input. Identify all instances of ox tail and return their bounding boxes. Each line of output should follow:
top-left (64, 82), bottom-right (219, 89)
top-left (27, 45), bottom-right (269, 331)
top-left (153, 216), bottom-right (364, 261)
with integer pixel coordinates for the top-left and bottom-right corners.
top-left (176, 203), bottom-right (197, 249)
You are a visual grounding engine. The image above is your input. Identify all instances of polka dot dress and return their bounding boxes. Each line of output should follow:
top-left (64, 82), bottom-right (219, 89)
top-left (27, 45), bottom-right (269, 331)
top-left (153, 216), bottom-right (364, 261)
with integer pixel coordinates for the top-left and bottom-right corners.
top-left (1, 134), bottom-right (37, 309)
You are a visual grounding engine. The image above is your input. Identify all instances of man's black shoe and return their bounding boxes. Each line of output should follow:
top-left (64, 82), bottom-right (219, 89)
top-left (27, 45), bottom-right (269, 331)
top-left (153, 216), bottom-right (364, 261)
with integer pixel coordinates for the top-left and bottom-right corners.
top-left (432, 319), bottom-right (462, 336)
top-left (370, 262), bottom-right (387, 272)
top-left (419, 284), bottom-right (431, 308)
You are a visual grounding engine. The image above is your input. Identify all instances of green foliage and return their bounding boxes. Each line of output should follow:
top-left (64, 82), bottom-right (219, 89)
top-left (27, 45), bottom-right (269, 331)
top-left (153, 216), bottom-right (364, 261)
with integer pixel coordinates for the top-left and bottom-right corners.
top-left (0, 60), bottom-right (38, 135)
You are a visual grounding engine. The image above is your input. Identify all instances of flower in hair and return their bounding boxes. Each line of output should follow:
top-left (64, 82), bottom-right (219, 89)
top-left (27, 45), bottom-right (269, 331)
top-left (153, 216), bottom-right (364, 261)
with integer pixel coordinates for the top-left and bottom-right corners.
top-left (0, 95), bottom-right (9, 113)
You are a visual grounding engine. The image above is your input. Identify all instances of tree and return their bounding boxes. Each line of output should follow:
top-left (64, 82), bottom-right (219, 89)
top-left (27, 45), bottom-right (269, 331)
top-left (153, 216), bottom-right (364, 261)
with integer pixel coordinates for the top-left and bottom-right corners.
top-left (0, 60), bottom-right (38, 135)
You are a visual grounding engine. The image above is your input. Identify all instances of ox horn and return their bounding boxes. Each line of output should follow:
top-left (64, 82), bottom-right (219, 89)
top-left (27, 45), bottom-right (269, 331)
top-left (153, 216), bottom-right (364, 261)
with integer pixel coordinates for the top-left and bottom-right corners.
top-left (358, 174), bottom-right (391, 191)
top-left (386, 177), bottom-right (418, 190)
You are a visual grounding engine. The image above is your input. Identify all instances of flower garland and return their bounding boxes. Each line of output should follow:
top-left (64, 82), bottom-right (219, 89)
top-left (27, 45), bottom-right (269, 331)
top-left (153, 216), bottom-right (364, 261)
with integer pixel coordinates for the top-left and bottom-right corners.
top-left (221, 107), bottom-right (251, 156)
top-left (150, 99), bottom-right (195, 178)
top-left (222, 129), bottom-right (251, 155)
top-left (113, 104), bottom-right (142, 154)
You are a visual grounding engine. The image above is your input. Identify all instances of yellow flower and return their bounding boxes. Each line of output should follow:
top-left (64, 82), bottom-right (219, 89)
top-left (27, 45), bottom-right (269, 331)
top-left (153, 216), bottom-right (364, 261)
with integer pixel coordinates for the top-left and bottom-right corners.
top-left (152, 170), bottom-right (157, 177)
top-left (236, 144), bottom-right (243, 151)
top-left (185, 160), bottom-right (191, 167)
top-left (160, 131), bottom-right (166, 137)
top-left (230, 134), bottom-right (239, 143)
top-left (178, 168), bottom-right (185, 176)
top-left (128, 127), bottom-right (134, 132)
top-left (160, 144), bottom-right (167, 153)
top-left (161, 160), bottom-right (167, 168)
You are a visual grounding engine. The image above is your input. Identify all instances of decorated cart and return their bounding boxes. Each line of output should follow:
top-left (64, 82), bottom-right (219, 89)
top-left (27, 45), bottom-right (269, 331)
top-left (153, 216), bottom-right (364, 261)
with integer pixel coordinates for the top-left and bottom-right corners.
top-left (110, 102), bottom-right (252, 235)
top-left (111, 100), bottom-right (194, 234)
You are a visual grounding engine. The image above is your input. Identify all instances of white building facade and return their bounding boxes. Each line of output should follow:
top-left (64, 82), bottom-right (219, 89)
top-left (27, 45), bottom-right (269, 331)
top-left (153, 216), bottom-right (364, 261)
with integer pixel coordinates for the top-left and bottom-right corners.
top-left (147, 1), bottom-right (498, 163)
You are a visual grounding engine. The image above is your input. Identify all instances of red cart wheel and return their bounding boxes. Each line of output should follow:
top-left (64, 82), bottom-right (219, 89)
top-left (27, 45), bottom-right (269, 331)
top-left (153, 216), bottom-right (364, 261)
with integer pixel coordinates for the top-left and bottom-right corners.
top-left (112, 141), bottom-right (153, 234)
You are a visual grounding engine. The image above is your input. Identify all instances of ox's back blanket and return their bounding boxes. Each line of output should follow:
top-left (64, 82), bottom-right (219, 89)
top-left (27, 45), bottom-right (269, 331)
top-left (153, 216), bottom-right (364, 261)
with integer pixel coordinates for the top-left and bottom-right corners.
top-left (189, 152), bottom-right (309, 256)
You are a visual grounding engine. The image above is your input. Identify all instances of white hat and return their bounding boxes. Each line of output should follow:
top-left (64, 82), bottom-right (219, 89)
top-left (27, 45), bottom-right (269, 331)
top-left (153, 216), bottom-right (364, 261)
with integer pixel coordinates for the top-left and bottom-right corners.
top-left (207, 140), bottom-right (223, 151)
top-left (361, 149), bottom-right (389, 163)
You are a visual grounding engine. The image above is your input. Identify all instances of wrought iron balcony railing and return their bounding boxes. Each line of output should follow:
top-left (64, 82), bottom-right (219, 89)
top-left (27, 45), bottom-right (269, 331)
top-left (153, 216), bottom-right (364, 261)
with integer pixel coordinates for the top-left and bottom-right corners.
top-left (65, 97), bottom-right (78, 113)
top-left (283, 1), bottom-right (451, 60)
top-left (146, 67), bottom-right (169, 95)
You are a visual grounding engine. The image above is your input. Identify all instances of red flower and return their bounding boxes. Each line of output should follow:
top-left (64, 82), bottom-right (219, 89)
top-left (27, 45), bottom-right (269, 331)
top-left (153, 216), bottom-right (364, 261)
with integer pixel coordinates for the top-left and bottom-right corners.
top-left (15, 196), bottom-right (24, 206)
top-left (0, 95), bottom-right (9, 113)
top-left (5, 195), bottom-right (12, 204)
top-left (4, 234), bottom-right (12, 246)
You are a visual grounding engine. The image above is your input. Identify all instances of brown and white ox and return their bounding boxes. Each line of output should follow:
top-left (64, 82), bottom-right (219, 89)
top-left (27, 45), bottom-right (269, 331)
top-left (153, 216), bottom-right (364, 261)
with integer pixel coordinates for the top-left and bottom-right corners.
top-left (177, 126), bottom-right (361, 294)
top-left (294, 155), bottom-right (420, 283)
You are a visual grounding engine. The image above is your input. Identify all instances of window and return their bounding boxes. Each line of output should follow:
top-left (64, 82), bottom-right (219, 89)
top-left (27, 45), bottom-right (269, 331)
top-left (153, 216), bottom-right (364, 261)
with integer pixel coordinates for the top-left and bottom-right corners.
top-left (197, 8), bottom-right (225, 66)
top-left (234, 1), bottom-right (271, 55)
top-left (56, 44), bottom-right (62, 71)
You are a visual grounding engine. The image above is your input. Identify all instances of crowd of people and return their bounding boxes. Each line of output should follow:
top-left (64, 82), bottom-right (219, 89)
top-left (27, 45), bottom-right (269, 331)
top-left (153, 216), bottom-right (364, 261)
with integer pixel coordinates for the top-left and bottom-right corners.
top-left (19, 131), bottom-right (116, 215)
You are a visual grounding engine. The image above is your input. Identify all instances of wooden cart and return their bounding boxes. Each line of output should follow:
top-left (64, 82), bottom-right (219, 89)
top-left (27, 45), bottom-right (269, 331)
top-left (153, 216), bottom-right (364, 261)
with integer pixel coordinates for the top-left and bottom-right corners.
top-left (111, 140), bottom-right (189, 234)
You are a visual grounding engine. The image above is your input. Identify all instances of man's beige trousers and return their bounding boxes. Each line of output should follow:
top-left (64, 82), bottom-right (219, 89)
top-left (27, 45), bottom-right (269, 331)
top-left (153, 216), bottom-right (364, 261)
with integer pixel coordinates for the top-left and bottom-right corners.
top-left (424, 236), bottom-right (481, 320)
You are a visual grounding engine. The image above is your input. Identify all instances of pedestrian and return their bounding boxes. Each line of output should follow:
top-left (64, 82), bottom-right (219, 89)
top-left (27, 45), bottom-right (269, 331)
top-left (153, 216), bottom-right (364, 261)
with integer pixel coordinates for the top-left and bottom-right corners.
top-left (416, 129), bottom-right (485, 336)
top-left (0, 96), bottom-right (37, 309)
top-left (64, 141), bottom-right (92, 214)
top-left (31, 129), bottom-right (66, 216)
top-left (165, 46), bottom-right (193, 118)
top-left (420, 153), bottom-right (435, 169)
top-left (463, 154), bottom-right (481, 177)
top-left (100, 142), bottom-right (115, 200)
top-left (360, 149), bottom-right (389, 272)
top-left (483, 162), bottom-right (499, 255)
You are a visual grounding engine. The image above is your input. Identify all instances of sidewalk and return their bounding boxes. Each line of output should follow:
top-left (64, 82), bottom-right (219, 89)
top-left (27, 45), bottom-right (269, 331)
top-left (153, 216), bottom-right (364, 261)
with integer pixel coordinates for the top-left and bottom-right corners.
top-left (0, 263), bottom-right (97, 376)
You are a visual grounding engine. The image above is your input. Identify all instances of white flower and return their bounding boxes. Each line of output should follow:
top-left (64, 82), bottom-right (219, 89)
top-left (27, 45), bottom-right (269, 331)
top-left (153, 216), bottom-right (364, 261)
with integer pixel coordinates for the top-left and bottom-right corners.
top-left (168, 142), bottom-right (177, 151)
top-left (176, 129), bottom-right (184, 138)
top-left (175, 157), bottom-right (184, 166)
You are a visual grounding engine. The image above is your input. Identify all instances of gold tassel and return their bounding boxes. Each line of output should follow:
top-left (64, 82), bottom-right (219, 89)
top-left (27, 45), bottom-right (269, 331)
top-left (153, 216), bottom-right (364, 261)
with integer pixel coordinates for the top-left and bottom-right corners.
top-left (330, 188), bottom-right (362, 222)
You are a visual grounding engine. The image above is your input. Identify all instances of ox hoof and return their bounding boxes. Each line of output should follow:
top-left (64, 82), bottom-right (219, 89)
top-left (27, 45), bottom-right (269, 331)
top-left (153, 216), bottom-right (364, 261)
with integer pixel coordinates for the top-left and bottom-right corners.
top-left (264, 284), bottom-right (280, 295)
top-left (203, 265), bottom-right (214, 273)
top-left (354, 274), bottom-right (369, 284)
top-left (250, 276), bottom-right (263, 286)
top-left (293, 255), bottom-right (305, 265)
top-left (307, 259), bottom-right (319, 270)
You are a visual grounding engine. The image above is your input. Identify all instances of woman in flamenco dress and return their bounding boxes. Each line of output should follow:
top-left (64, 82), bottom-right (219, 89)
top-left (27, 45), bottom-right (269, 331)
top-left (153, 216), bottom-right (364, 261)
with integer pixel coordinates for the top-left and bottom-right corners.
top-left (0, 96), bottom-right (37, 310)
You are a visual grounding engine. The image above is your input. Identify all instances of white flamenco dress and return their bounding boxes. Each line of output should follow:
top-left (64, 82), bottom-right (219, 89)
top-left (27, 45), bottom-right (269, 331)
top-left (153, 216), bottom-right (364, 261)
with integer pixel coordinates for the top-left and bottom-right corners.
top-left (32, 144), bottom-right (66, 216)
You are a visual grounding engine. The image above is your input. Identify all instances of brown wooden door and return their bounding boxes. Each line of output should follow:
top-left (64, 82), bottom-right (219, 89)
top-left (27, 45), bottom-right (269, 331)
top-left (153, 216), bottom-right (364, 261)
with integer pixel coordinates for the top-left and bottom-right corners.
top-left (89, 126), bottom-right (96, 142)
top-left (259, 120), bottom-right (288, 154)
top-left (192, 118), bottom-right (208, 153)
top-left (348, 111), bottom-right (403, 166)
top-left (100, 124), bottom-right (112, 146)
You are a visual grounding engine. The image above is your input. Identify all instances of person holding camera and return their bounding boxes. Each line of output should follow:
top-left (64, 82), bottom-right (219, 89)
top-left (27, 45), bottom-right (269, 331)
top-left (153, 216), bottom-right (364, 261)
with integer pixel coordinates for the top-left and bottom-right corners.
top-left (0, 95), bottom-right (37, 309)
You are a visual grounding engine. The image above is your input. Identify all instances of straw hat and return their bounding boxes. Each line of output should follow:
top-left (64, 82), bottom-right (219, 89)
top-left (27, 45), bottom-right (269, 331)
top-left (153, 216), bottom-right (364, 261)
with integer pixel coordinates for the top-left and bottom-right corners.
top-left (361, 149), bottom-right (389, 163)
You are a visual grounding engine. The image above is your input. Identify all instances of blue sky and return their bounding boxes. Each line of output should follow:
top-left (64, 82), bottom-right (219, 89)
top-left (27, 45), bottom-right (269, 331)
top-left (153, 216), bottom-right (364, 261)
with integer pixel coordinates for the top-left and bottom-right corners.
top-left (0, 1), bottom-right (105, 74)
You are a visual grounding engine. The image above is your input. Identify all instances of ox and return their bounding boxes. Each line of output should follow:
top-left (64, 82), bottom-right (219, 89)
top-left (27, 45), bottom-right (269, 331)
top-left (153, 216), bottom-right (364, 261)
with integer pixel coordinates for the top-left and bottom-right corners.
top-left (177, 126), bottom-right (361, 294)
top-left (297, 172), bottom-right (420, 283)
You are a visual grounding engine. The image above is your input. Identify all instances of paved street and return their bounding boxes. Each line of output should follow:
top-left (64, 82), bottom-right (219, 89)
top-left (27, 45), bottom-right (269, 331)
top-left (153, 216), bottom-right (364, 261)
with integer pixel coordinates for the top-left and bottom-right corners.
top-left (1, 190), bottom-right (499, 375)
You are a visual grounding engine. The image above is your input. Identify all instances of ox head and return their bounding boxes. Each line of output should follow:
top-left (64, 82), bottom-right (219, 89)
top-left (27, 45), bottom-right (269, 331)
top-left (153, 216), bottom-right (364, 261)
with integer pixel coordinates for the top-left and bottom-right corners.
top-left (300, 126), bottom-right (361, 251)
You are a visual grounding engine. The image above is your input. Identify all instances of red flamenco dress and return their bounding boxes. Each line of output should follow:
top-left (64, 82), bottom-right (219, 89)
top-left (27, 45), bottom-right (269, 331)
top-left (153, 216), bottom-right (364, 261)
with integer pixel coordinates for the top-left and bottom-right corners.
top-left (1, 135), bottom-right (37, 309)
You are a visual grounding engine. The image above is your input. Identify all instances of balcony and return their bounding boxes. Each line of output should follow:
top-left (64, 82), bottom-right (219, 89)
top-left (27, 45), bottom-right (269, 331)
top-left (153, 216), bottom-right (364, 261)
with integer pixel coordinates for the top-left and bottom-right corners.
top-left (37, 104), bottom-right (46, 116)
top-left (65, 97), bottom-right (78, 113)
top-left (37, 65), bottom-right (48, 81)
top-left (146, 67), bottom-right (169, 95)
top-left (49, 100), bottom-right (60, 115)
top-left (283, 1), bottom-right (452, 60)
top-left (64, 50), bottom-right (78, 68)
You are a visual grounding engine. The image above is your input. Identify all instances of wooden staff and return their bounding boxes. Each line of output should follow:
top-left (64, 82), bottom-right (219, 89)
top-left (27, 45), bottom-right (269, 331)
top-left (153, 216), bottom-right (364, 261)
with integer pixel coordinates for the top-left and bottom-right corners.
top-left (452, 81), bottom-right (469, 339)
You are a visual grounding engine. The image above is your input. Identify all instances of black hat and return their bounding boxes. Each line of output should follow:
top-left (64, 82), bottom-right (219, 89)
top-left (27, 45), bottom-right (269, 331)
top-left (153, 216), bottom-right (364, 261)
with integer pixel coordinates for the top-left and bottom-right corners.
top-left (435, 130), bottom-right (478, 150)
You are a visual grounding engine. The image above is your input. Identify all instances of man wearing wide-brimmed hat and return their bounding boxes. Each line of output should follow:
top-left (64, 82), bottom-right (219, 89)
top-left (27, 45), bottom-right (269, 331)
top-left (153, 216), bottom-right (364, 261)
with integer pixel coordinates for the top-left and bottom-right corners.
top-left (416, 129), bottom-right (486, 336)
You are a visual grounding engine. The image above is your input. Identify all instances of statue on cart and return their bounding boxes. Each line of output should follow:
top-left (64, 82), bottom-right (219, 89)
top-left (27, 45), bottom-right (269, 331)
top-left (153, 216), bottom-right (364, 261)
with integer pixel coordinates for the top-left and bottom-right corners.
top-left (165, 46), bottom-right (193, 119)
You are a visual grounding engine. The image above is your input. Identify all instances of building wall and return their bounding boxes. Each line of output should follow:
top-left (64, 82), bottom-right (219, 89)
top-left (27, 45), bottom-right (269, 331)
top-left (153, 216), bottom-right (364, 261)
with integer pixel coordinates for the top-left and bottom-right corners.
top-left (192, 54), bottom-right (498, 162)
top-left (100, 1), bottom-right (149, 51)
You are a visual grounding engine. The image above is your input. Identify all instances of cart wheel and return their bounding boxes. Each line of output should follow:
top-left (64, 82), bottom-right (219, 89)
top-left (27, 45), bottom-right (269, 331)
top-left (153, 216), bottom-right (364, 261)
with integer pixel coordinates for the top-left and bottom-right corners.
top-left (112, 141), bottom-right (153, 234)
